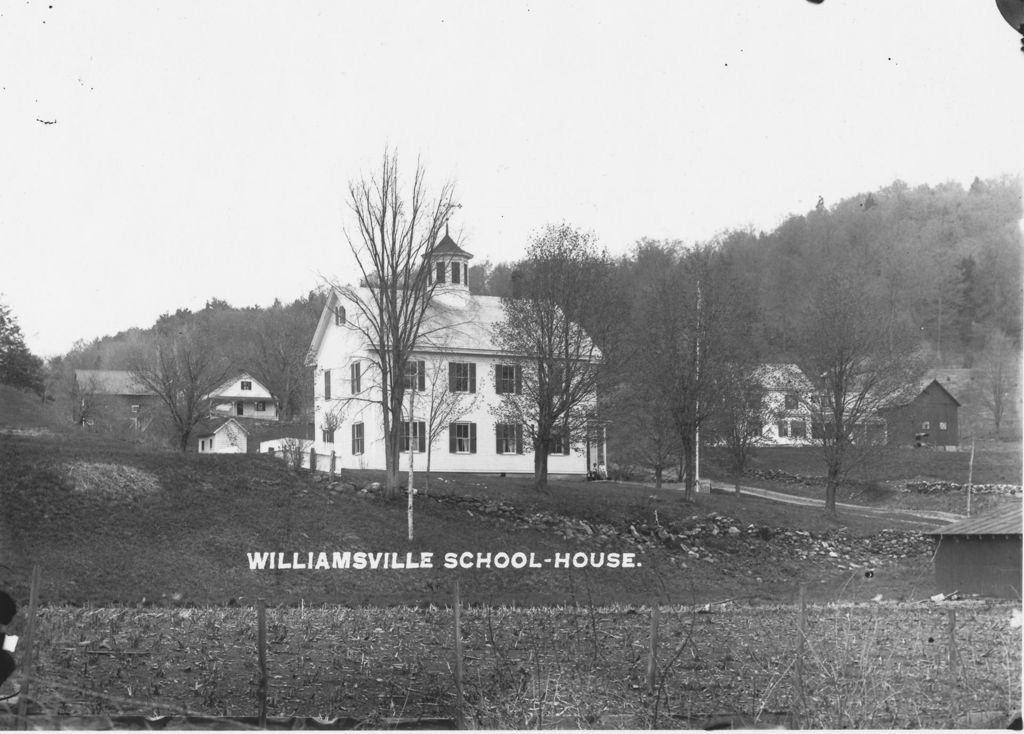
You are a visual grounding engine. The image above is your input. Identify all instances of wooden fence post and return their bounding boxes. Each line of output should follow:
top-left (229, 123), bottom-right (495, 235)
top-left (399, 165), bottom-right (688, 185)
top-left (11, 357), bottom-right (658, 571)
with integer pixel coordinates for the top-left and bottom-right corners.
top-left (453, 580), bottom-right (465, 729)
top-left (793, 584), bottom-right (807, 723)
top-left (16, 565), bottom-right (41, 731)
top-left (257, 599), bottom-right (268, 728)
top-left (647, 601), bottom-right (660, 694)
top-left (330, 451), bottom-right (336, 477)
top-left (946, 609), bottom-right (959, 677)
top-left (309, 448), bottom-right (317, 474)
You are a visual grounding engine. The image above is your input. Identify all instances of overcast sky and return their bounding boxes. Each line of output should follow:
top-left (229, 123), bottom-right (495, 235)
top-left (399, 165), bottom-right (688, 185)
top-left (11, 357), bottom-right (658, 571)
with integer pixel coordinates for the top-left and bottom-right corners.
top-left (1, 1), bottom-right (1021, 357)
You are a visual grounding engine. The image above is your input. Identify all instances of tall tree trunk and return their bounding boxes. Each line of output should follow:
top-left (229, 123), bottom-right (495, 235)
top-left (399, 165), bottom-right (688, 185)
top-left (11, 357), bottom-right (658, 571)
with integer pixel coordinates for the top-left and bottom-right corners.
top-left (534, 443), bottom-right (549, 491)
top-left (654, 466), bottom-right (662, 490)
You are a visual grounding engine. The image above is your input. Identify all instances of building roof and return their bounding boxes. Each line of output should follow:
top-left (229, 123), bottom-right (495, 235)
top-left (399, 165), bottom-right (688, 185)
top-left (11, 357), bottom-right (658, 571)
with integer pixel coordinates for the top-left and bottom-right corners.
top-left (753, 363), bottom-right (814, 392)
top-left (74, 370), bottom-right (154, 396)
top-left (926, 503), bottom-right (1022, 536)
top-left (881, 378), bottom-right (961, 410)
top-left (206, 371), bottom-right (275, 401)
top-left (307, 287), bottom-right (602, 362)
top-left (428, 231), bottom-right (474, 260)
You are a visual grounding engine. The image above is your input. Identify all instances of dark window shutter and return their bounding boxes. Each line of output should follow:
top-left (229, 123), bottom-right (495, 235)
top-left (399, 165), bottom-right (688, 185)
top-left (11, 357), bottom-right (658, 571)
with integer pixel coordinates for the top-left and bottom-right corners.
top-left (515, 365), bottom-right (522, 394)
top-left (516, 424), bottom-right (524, 454)
top-left (417, 421), bottom-right (426, 452)
top-left (436, 262), bottom-right (445, 283)
top-left (449, 423), bottom-right (457, 453)
top-left (469, 423), bottom-right (477, 454)
top-left (495, 367), bottom-right (503, 394)
top-left (495, 425), bottom-right (502, 453)
top-left (449, 362), bottom-right (456, 392)
top-left (563, 429), bottom-right (571, 455)
top-left (418, 361), bottom-right (425, 392)
top-left (324, 370), bottom-right (331, 400)
top-left (469, 363), bottom-right (476, 393)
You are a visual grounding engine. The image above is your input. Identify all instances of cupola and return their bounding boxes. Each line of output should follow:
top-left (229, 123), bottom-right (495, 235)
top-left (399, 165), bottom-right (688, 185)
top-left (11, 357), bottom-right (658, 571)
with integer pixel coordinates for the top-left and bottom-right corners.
top-left (427, 225), bottom-right (473, 291)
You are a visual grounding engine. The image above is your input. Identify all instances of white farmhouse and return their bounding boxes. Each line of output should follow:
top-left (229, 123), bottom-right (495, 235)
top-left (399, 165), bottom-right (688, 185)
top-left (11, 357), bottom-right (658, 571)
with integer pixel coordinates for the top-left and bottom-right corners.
top-left (305, 235), bottom-right (603, 475)
top-left (755, 363), bottom-right (816, 445)
top-left (205, 372), bottom-right (279, 421)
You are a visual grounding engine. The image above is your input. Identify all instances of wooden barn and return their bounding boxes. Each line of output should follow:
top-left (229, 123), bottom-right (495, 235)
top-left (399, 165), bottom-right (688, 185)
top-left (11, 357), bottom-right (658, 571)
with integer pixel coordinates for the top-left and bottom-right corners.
top-left (879, 378), bottom-right (961, 448)
top-left (926, 504), bottom-right (1022, 598)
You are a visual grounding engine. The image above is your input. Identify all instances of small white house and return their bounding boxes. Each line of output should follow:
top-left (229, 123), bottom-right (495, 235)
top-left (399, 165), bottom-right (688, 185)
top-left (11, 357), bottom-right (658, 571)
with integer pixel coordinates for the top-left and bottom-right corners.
top-left (197, 418), bottom-right (249, 453)
top-left (205, 372), bottom-right (279, 421)
top-left (305, 234), bottom-right (602, 475)
top-left (755, 363), bottom-right (816, 446)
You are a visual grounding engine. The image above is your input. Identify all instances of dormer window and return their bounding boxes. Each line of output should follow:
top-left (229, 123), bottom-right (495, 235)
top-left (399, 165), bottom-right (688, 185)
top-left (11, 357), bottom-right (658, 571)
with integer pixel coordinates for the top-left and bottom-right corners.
top-left (334, 305), bottom-right (346, 325)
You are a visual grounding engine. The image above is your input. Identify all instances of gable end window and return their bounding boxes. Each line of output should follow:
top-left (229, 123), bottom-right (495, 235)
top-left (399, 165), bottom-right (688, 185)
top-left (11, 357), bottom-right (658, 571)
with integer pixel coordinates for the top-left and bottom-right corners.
top-left (334, 305), bottom-right (346, 325)
top-left (350, 361), bottom-right (361, 394)
top-left (549, 430), bottom-right (570, 456)
top-left (449, 362), bottom-right (476, 393)
top-left (496, 364), bottom-right (522, 394)
top-left (401, 421), bottom-right (426, 452)
top-left (130, 404), bottom-right (140, 414)
top-left (404, 361), bottom-right (425, 391)
top-left (241, 380), bottom-right (252, 391)
top-left (324, 370), bottom-right (332, 400)
top-left (495, 423), bottom-right (523, 455)
top-left (784, 393), bottom-right (799, 410)
top-left (352, 422), bottom-right (365, 455)
top-left (449, 422), bottom-right (477, 454)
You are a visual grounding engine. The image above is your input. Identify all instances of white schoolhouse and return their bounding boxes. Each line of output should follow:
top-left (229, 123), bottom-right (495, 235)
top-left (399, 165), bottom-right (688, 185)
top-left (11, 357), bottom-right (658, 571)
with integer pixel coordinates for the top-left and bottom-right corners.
top-left (304, 234), bottom-right (602, 475)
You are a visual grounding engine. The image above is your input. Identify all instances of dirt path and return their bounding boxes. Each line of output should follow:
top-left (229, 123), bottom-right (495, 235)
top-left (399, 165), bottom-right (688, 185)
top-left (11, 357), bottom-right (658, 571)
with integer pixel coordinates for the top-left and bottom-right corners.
top-left (729, 483), bottom-right (964, 525)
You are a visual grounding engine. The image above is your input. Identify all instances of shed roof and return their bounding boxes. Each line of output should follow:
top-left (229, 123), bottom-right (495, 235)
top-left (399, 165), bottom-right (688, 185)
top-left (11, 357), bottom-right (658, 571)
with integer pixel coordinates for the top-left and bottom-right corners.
top-left (926, 504), bottom-right (1022, 536)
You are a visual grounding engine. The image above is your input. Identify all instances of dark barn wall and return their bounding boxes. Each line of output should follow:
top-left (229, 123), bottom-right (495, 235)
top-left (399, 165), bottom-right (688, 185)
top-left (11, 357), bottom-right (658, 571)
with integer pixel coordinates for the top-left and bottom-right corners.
top-left (934, 536), bottom-right (1022, 598)
top-left (885, 382), bottom-right (960, 447)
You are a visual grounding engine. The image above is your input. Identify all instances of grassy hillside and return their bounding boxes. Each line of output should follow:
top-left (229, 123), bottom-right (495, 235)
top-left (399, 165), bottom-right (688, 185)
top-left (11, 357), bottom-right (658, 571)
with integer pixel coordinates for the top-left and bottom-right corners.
top-left (0, 432), bottom-right (952, 610)
top-left (0, 384), bottom-right (68, 432)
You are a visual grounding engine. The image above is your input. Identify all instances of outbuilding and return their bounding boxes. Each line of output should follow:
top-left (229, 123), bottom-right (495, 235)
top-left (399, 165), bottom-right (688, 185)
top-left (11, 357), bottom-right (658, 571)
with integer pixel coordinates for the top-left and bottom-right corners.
top-left (926, 504), bottom-right (1022, 598)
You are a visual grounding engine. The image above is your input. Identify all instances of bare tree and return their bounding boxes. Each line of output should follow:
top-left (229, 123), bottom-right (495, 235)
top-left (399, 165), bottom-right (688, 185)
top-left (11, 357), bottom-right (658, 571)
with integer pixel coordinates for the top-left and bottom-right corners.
top-left (705, 366), bottom-right (776, 495)
top-left (492, 224), bottom-right (609, 490)
top-left (974, 327), bottom-right (1019, 438)
top-left (334, 151), bottom-right (457, 498)
top-left (246, 302), bottom-right (318, 421)
top-left (128, 327), bottom-right (232, 451)
top-left (607, 381), bottom-right (680, 488)
top-left (421, 352), bottom-right (479, 494)
top-left (796, 267), bottom-right (922, 514)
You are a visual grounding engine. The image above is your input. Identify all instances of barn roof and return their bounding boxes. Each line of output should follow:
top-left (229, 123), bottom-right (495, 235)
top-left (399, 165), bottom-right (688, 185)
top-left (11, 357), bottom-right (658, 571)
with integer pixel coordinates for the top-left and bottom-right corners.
top-left (926, 504), bottom-right (1022, 536)
top-left (881, 378), bottom-right (961, 410)
top-left (74, 370), bottom-right (154, 396)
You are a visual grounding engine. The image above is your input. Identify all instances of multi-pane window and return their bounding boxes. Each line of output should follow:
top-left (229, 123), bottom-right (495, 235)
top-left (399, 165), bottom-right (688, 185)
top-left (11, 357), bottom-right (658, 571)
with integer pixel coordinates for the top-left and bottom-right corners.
top-left (324, 370), bottom-right (332, 400)
top-left (922, 421), bottom-right (930, 430)
top-left (549, 430), bottom-right (570, 455)
top-left (939, 422), bottom-right (947, 431)
top-left (334, 306), bottom-right (346, 325)
top-left (784, 393), bottom-right (799, 410)
top-left (495, 423), bottom-right (523, 454)
top-left (404, 361), bottom-right (425, 391)
top-left (449, 422), bottom-right (476, 454)
top-left (351, 361), bottom-right (361, 394)
top-left (130, 404), bottom-right (140, 414)
top-left (451, 262), bottom-right (461, 284)
top-left (241, 380), bottom-right (252, 391)
top-left (255, 401), bottom-right (266, 412)
top-left (791, 420), bottom-right (807, 439)
top-left (352, 423), bottom-right (364, 455)
top-left (322, 428), bottom-right (335, 444)
top-left (401, 421), bottom-right (426, 452)
top-left (496, 364), bottom-right (522, 394)
top-left (436, 262), bottom-right (446, 283)
top-left (450, 362), bottom-right (476, 393)
top-left (777, 420), bottom-right (789, 438)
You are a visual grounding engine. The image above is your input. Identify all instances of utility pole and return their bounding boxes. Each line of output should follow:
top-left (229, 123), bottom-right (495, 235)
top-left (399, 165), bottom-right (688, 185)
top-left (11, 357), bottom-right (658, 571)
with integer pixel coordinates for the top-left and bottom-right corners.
top-left (407, 373), bottom-right (416, 541)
